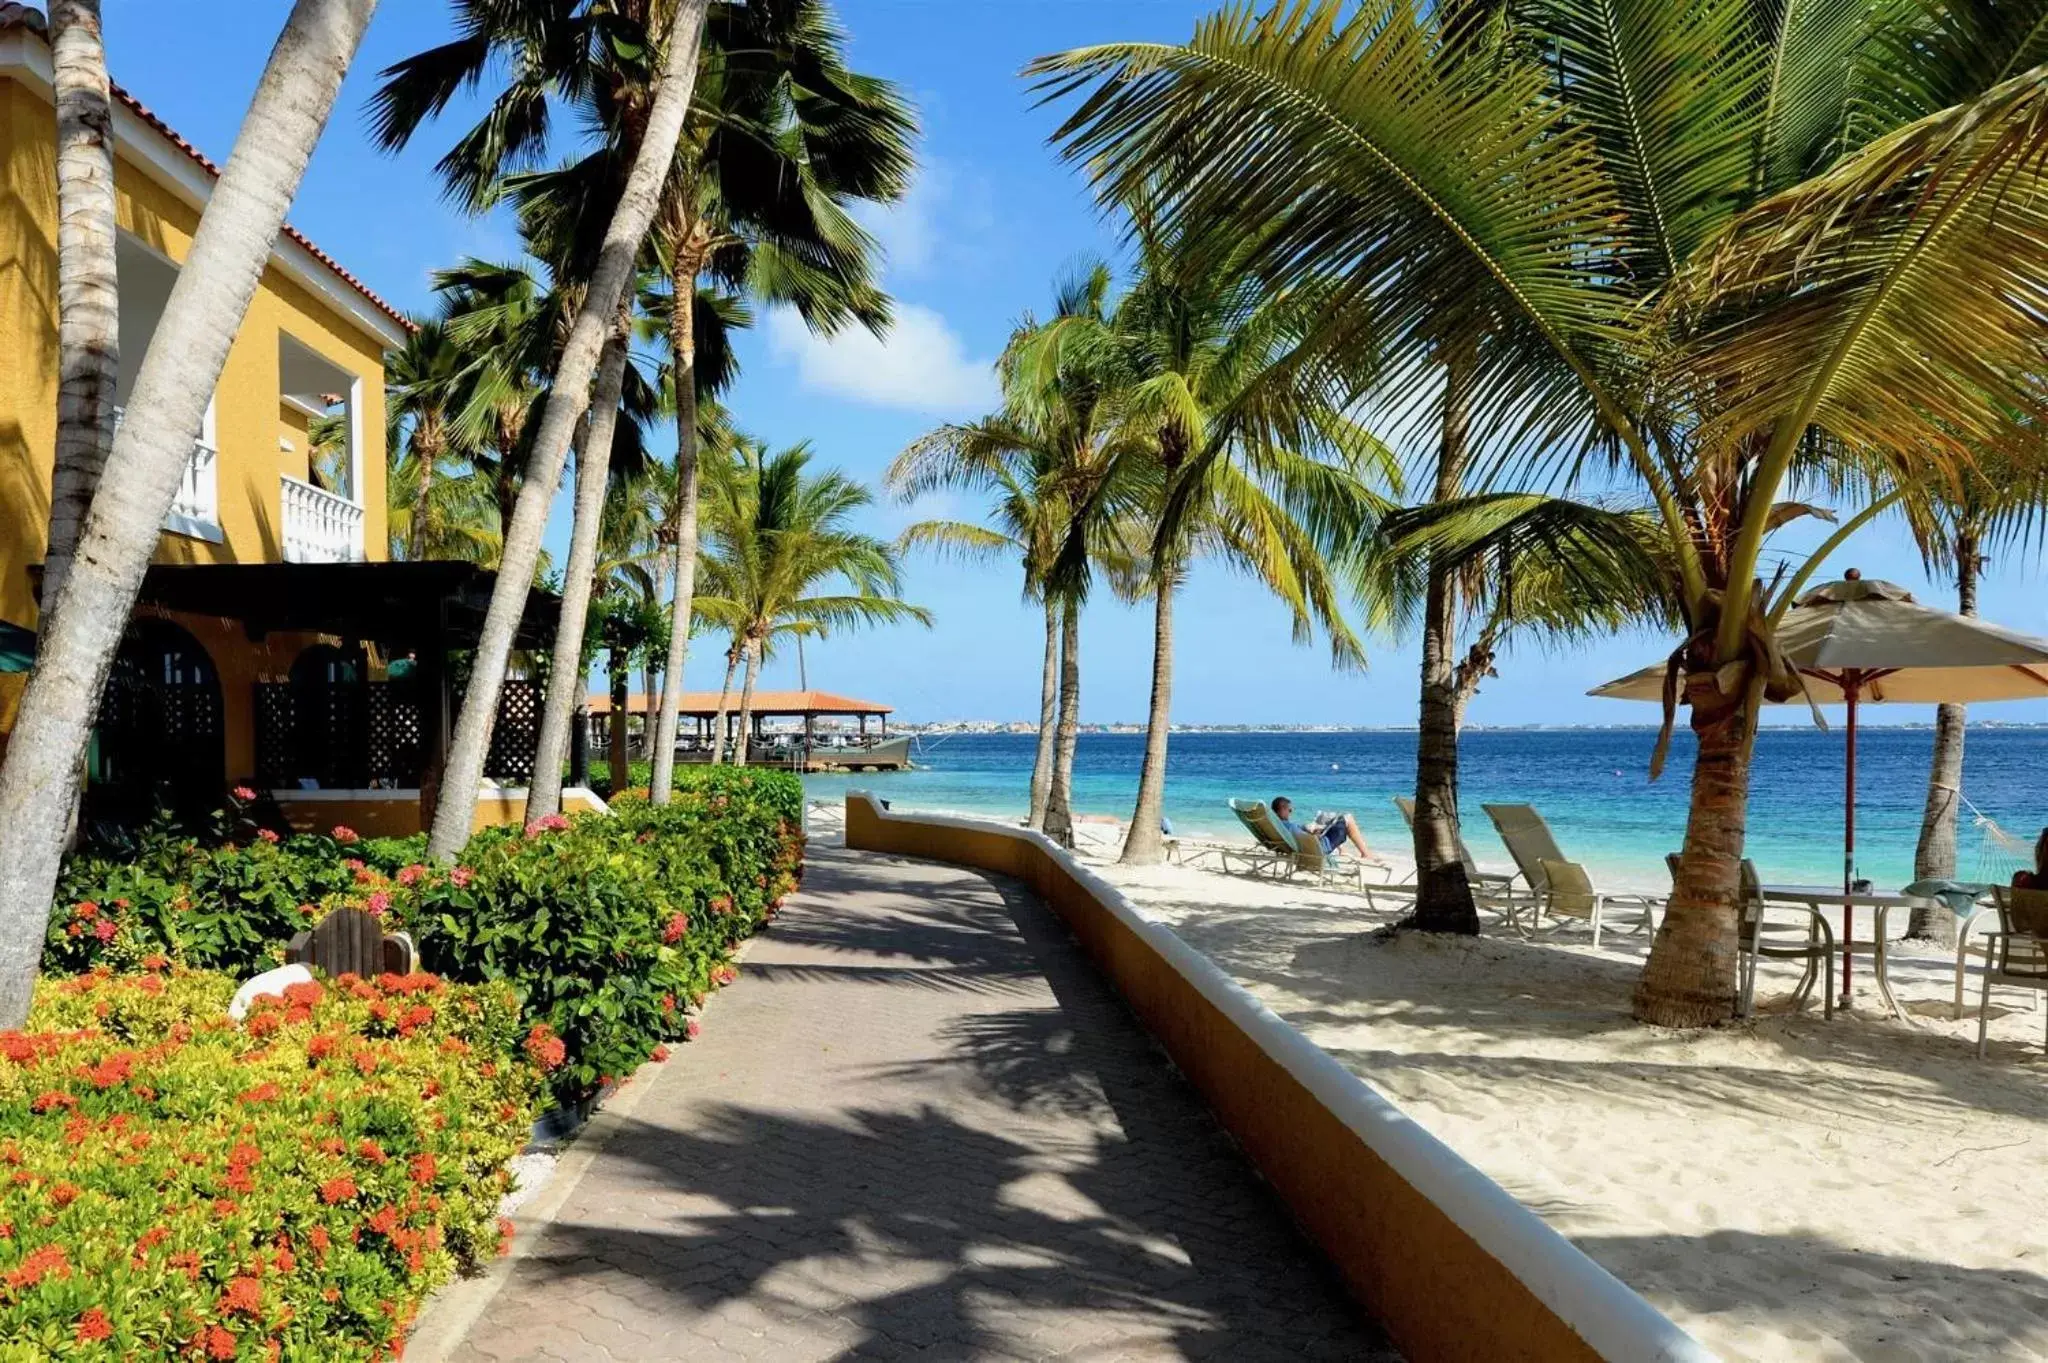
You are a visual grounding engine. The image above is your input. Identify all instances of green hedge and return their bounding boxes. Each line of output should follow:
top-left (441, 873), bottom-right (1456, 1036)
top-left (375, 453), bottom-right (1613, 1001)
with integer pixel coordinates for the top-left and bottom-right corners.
top-left (49, 769), bottom-right (805, 1108)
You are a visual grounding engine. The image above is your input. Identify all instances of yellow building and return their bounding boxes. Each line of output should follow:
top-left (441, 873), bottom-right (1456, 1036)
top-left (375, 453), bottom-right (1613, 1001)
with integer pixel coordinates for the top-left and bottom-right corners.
top-left (0, 8), bottom-right (562, 835)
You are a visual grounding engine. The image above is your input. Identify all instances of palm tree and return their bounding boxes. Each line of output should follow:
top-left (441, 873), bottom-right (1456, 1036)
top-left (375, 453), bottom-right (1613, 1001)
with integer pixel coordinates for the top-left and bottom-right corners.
top-left (890, 268), bottom-right (1139, 843)
top-left (1019, 229), bottom-right (1396, 865)
top-left (696, 443), bottom-right (930, 766)
top-left (1033, 0), bottom-right (2048, 1024)
top-left (42, 0), bottom-right (118, 609)
top-left (1900, 462), bottom-right (2047, 940)
top-left (376, 0), bottom-right (712, 859)
top-left (0, 0), bottom-right (380, 1024)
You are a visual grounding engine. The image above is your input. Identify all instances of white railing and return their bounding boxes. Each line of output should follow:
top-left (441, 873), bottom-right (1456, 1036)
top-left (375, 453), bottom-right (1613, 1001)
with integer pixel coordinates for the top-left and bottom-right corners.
top-left (113, 405), bottom-right (222, 542)
top-left (280, 475), bottom-right (366, 563)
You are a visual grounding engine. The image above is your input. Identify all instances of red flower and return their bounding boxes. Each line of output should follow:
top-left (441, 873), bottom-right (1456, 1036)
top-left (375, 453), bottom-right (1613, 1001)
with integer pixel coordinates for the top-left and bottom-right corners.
top-left (49, 1181), bottom-right (80, 1208)
top-left (332, 825), bottom-right (360, 844)
top-left (75, 1307), bottom-right (112, 1343)
top-left (496, 1217), bottom-right (516, 1256)
top-left (662, 913), bottom-right (689, 944)
top-left (306, 1033), bottom-right (336, 1061)
top-left (282, 981), bottom-right (324, 1008)
top-left (522, 1024), bottom-right (566, 1072)
top-left (257, 827), bottom-right (280, 844)
top-left (686, 1019), bottom-right (702, 1040)
top-left (232, 785), bottom-right (257, 802)
top-left (651, 1045), bottom-right (670, 1063)
top-left (236, 1082), bottom-right (281, 1106)
top-left (30, 1091), bottom-right (77, 1114)
top-left (353, 1050), bottom-right (379, 1077)
top-left (363, 890), bottom-right (392, 917)
top-left (396, 864), bottom-right (426, 887)
top-left (408, 1152), bottom-right (437, 1186)
top-left (219, 1275), bottom-right (263, 1317)
top-left (204, 1324), bottom-right (239, 1360)
top-left (92, 918), bottom-right (117, 943)
top-left (72, 901), bottom-right (98, 921)
top-left (168, 1250), bottom-right (202, 1281)
top-left (450, 866), bottom-right (474, 888)
top-left (396, 1004), bottom-right (435, 1037)
top-left (319, 1176), bottom-right (358, 1205)
top-left (357, 1139), bottom-right (388, 1166)
top-left (141, 954), bottom-right (170, 972)
top-left (7, 1243), bottom-right (68, 1290)
top-left (364, 1204), bottom-right (400, 1238)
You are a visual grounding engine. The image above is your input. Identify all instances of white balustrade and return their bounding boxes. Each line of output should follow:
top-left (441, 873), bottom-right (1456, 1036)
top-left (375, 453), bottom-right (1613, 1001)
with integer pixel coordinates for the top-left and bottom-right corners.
top-left (280, 475), bottom-right (366, 563)
top-left (112, 405), bottom-right (222, 542)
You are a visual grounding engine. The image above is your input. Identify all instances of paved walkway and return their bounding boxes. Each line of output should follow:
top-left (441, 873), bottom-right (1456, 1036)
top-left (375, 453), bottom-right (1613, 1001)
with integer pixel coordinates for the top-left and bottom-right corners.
top-left (450, 844), bottom-right (1397, 1362)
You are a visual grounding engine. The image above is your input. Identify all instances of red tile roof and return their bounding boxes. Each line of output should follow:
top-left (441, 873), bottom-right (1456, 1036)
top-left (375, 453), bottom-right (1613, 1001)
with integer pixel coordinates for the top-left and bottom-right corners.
top-left (0, 3), bottom-right (412, 333)
top-left (588, 690), bottom-right (894, 717)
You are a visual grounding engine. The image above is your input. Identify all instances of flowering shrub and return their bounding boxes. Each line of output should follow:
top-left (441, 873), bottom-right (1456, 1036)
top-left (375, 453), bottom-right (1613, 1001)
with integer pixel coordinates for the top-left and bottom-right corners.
top-left (0, 967), bottom-right (540, 1359)
top-left (54, 771), bottom-right (805, 1109)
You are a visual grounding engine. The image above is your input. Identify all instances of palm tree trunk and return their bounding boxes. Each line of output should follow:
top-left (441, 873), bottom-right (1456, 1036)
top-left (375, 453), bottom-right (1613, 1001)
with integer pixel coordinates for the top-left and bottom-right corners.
top-left (1633, 674), bottom-right (1753, 1025)
top-left (0, 0), bottom-right (379, 1026)
top-left (408, 427), bottom-right (440, 561)
top-left (1120, 576), bottom-right (1175, 864)
top-left (1041, 599), bottom-right (1082, 849)
top-left (708, 644), bottom-right (740, 765)
top-left (426, 0), bottom-right (710, 860)
top-left (42, 0), bottom-right (120, 609)
top-left (1026, 596), bottom-right (1058, 830)
top-left (1410, 347), bottom-right (1479, 934)
top-left (649, 240), bottom-right (707, 805)
top-left (527, 326), bottom-right (630, 819)
top-left (1909, 527), bottom-right (1979, 942)
top-left (732, 639), bottom-right (761, 769)
top-left (607, 643), bottom-right (630, 794)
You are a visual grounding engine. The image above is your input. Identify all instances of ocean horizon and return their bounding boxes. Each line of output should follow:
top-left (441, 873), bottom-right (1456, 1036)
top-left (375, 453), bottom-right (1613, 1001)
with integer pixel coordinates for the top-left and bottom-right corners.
top-left (800, 728), bottom-right (2048, 892)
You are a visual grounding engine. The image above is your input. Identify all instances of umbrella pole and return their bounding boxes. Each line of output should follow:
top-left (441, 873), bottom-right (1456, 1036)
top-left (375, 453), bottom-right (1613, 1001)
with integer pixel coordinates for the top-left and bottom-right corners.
top-left (1843, 675), bottom-right (1859, 1003)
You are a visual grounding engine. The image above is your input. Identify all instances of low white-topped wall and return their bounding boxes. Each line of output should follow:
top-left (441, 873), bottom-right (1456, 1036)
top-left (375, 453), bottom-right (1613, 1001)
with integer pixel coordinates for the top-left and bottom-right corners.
top-left (845, 794), bottom-right (1715, 1363)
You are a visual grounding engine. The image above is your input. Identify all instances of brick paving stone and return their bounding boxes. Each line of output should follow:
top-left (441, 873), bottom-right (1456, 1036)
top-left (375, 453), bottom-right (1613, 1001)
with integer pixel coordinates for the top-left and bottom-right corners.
top-left (448, 845), bottom-right (1400, 1362)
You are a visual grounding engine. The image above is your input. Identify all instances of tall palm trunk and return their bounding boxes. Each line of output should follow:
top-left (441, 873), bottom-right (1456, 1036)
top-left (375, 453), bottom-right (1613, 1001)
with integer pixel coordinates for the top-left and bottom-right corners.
top-left (1026, 596), bottom-right (1058, 830)
top-left (0, 0), bottom-right (380, 1026)
top-left (1634, 674), bottom-right (1753, 1025)
top-left (732, 638), bottom-right (761, 768)
top-left (427, 0), bottom-right (710, 859)
top-left (42, 0), bottom-right (120, 608)
top-left (528, 325), bottom-right (630, 818)
top-left (1041, 599), bottom-right (1082, 848)
top-left (708, 643), bottom-right (740, 764)
top-left (1120, 575), bottom-right (1175, 864)
top-left (407, 425), bottom-right (442, 561)
top-left (650, 236), bottom-right (708, 804)
top-left (1909, 527), bottom-right (1980, 942)
top-left (1409, 348), bottom-right (1479, 934)
top-left (607, 639), bottom-right (631, 793)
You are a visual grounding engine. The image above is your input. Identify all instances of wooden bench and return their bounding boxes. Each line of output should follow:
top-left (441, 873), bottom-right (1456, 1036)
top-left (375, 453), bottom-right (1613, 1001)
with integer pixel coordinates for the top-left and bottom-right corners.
top-left (286, 907), bottom-right (417, 978)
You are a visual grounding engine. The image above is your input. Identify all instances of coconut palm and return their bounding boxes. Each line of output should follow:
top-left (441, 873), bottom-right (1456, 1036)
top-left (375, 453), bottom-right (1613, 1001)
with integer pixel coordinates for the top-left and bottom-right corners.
top-left (0, 0), bottom-right (380, 1024)
top-left (43, 0), bottom-right (118, 608)
top-left (1033, 0), bottom-right (2048, 1024)
top-left (695, 442), bottom-right (930, 767)
top-left (1015, 228), bottom-right (1397, 865)
top-left (374, 0), bottom-right (914, 808)
top-left (890, 267), bottom-right (1140, 843)
top-left (376, 0), bottom-right (712, 859)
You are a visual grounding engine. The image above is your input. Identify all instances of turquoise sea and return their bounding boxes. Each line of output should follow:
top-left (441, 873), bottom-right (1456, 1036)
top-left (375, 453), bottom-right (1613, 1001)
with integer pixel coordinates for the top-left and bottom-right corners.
top-left (801, 728), bottom-right (2048, 891)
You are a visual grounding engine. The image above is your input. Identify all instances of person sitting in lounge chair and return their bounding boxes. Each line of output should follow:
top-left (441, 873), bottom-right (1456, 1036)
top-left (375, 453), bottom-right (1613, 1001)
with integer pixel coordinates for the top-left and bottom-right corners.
top-left (2013, 828), bottom-right (2048, 890)
top-left (1271, 796), bottom-right (1386, 868)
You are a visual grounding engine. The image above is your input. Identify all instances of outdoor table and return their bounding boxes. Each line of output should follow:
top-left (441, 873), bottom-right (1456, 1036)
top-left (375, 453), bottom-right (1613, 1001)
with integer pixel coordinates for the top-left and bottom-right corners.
top-left (1759, 884), bottom-right (1931, 1020)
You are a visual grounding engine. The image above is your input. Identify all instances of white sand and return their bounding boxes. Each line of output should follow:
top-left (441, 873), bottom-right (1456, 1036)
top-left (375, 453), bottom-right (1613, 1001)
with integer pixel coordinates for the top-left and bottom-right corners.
top-left (1086, 851), bottom-right (2048, 1362)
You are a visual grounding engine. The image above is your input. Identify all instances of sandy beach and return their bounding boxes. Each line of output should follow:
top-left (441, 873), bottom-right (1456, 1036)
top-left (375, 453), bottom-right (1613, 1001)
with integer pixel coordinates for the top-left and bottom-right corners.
top-left (807, 801), bottom-right (2048, 1360)
top-left (1092, 850), bottom-right (2048, 1362)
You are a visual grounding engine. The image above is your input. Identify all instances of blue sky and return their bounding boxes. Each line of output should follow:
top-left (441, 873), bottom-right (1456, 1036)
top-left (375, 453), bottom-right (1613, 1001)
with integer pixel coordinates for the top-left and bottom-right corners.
top-left (89, 1), bottom-right (2048, 728)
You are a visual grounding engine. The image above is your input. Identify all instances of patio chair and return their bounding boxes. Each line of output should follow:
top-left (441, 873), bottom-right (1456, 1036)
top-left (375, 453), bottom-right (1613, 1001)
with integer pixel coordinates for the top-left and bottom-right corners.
top-left (1395, 796), bottom-right (1520, 917)
top-left (1532, 859), bottom-right (1661, 949)
top-left (1221, 800), bottom-right (1403, 902)
top-left (1484, 803), bottom-right (1657, 939)
top-left (1976, 886), bottom-right (2048, 1057)
top-left (1673, 856), bottom-right (1833, 1019)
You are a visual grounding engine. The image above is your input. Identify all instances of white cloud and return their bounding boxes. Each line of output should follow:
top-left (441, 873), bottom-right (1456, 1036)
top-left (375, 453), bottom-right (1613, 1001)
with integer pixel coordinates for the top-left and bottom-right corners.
top-left (765, 303), bottom-right (998, 415)
top-left (855, 165), bottom-right (942, 277)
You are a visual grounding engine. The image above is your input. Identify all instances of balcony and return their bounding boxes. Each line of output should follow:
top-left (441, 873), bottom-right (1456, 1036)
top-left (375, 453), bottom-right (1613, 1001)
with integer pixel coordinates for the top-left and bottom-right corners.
top-left (280, 475), bottom-right (366, 563)
top-left (113, 405), bottom-right (222, 544)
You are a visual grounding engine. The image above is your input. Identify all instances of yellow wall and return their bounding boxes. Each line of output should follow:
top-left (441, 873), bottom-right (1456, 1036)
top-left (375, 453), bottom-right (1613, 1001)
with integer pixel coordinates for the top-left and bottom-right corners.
top-left (0, 76), bottom-right (391, 635)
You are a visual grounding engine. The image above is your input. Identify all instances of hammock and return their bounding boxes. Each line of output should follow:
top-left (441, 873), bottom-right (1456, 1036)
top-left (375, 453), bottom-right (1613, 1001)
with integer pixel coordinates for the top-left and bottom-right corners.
top-left (1965, 794), bottom-right (2033, 886)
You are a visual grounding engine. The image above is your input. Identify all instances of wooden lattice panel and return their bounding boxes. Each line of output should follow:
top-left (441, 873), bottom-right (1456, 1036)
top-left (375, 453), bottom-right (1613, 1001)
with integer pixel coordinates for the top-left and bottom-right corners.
top-left (484, 680), bottom-right (540, 782)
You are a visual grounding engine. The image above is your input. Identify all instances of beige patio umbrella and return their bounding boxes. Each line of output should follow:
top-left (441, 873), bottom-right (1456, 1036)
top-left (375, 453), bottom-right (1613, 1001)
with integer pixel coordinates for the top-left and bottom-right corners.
top-left (1592, 570), bottom-right (2048, 998)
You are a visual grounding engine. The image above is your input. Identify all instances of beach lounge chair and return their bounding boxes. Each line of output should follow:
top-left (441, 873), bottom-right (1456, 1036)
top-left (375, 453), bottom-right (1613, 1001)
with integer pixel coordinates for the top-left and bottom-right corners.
top-left (1485, 803), bottom-right (1657, 940)
top-left (1670, 855), bottom-right (1834, 1019)
top-left (1221, 799), bottom-right (1400, 899)
top-left (1394, 796), bottom-right (1520, 913)
top-left (1976, 886), bottom-right (2048, 1057)
top-left (1529, 859), bottom-right (1661, 949)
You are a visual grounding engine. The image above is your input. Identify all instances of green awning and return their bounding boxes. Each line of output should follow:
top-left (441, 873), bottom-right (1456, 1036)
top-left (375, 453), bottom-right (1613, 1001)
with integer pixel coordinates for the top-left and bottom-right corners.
top-left (0, 621), bottom-right (33, 673)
